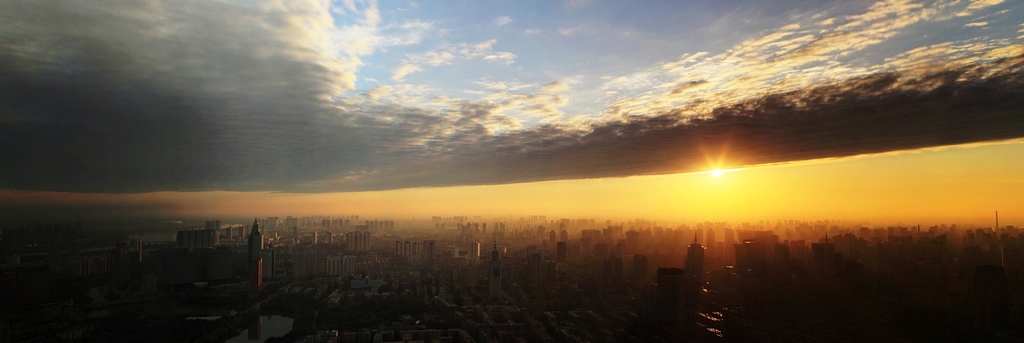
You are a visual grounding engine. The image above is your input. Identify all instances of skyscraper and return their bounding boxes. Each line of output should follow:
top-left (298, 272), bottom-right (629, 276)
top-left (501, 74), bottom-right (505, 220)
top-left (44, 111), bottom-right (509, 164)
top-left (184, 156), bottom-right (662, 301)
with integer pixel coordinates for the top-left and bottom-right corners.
top-left (247, 219), bottom-right (263, 262)
top-left (261, 248), bottom-right (276, 279)
top-left (470, 241), bottom-right (481, 264)
top-left (529, 253), bottom-right (543, 288)
top-left (489, 241), bottom-right (502, 302)
top-left (603, 255), bottom-right (624, 290)
top-left (248, 219), bottom-right (263, 297)
top-left (656, 267), bottom-right (685, 324)
top-left (633, 254), bottom-right (649, 284)
top-left (423, 240), bottom-right (436, 265)
top-left (205, 220), bottom-right (221, 243)
top-left (811, 234), bottom-right (836, 277)
top-left (685, 237), bottom-right (705, 279)
top-left (556, 242), bottom-right (567, 262)
top-left (685, 237), bottom-right (705, 310)
top-left (248, 258), bottom-right (262, 297)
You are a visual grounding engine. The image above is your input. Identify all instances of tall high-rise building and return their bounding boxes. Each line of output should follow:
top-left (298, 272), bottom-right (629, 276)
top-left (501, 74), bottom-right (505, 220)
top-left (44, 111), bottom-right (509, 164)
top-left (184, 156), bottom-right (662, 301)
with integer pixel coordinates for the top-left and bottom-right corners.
top-left (326, 255), bottom-right (343, 276)
top-left (633, 254), bottom-right (649, 284)
top-left (247, 219), bottom-right (263, 262)
top-left (685, 238), bottom-right (705, 310)
top-left (723, 227), bottom-right (736, 260)
top-left (470, 241), bottom-right (481, 264)
top-left (811, 236), bottom-right (837, 277)
top-left (556, 242), bottom-right (567, 262)
top-left (248, 219), bottom-right (264, 297)
top-left (549, 230), bottom-right (556, 246)
top-left (423, 240), bottom-right (436, 265)
top-left (529, 253), bottom-right (543, 288)
top-left (603, 255), bottom-right (624, 290)
top-left (489, 241), bottom-right (502, 302)
top-left (345, 230), bottom-right (372, 252)
top-left (127, 239), bottom-right (142, 263)
top-left (342, 255), bottom-right (358, 276)
top-left (560, 230), bottom-right (569, 242)
top-left (656, 267), bottom-right (685, 324)
top-left (261, 248), bottom-right (276, 279)
top-left (176, 228), bottom-right (219, 250)
top-left (248, 258), bottom-right (262, 297)
top-left (685, 238), bottom-right (705, 279)
top-left (205, 220), bottom-right (221, 244)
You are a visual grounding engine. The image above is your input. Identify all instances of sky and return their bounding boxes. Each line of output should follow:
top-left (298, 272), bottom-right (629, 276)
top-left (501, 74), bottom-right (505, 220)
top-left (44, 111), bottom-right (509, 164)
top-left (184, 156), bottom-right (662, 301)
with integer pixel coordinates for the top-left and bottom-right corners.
top-left (1, 0), bottom-right (1023, 223)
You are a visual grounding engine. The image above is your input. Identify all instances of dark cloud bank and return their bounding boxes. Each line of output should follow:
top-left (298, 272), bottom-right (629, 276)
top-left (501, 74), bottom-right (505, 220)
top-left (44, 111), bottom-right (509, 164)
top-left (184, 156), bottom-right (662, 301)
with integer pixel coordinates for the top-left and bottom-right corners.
top-left (1, 1), bottom-right (1024, 193)
top-left (356, 60), bottom-right (1024, 191)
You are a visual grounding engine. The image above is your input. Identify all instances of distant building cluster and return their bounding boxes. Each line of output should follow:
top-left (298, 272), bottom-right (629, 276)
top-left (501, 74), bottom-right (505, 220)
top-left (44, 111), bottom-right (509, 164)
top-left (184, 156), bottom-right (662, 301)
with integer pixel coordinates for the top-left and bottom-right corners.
top-left (5, 215), bottom-right (1024, 341)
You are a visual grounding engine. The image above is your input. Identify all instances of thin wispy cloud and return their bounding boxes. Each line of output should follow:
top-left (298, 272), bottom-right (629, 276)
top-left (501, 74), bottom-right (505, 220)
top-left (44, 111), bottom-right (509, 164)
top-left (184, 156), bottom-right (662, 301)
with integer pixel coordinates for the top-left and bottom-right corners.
top-left (494, 16), bottom-right (513, 26)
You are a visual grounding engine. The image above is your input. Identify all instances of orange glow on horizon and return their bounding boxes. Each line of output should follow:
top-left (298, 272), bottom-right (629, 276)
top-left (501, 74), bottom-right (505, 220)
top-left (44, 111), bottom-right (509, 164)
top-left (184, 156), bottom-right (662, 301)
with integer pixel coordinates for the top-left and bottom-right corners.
top-left (3, 140), bottom-right (1024, 225)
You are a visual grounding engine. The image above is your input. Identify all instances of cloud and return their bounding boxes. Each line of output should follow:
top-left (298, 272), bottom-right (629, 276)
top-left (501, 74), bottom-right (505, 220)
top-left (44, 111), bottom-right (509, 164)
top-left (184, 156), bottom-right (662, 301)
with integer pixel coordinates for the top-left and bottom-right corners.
top-left (558, 27), bottom-right (579, 36)
top-left (0, 0), bottom-right (396, 192)
top-left (494, 16), bottom-right (513, 26)
top-left (963, 21), bottom-right (988, 27)
top-left (2, 0), bottom-right (1024, 195)
top-left (394, 39), bottom-right (517, 78)
top-left (958, 0), bottom-right (1004, 16)
top-left (334, 59), bottom-right (1024, 191)
top-left (542, 82), bottom-right (569, 92)
top-left (391, 63), bottom-right (424, 80)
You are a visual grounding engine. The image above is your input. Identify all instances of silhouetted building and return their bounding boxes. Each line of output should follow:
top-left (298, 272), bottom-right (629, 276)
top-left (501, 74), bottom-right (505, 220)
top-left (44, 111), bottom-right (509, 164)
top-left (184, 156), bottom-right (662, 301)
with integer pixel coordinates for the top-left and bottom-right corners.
top-left (656, 267), bottom-right (685, 324)
top-left (176, 228), bottom-right (218, 250)
top-left (249, 258), bottom-right (262, 297)
top-left (685, 239), bottom-right (705, 309)
top-left (423, 240), bottom-right (436, 265)
top-left (0, 263), bottom-right (50, 310)
top-left (529, 253), bottom-right (543, 288)
top-left (205, 220), bottom-right (221, 244)
top-left (973, 265), bottom-right (1010, 331)
top-left (686, 239), bottom-right (705, 279)
top-left (489, 241), bottom-right (502, 302)
top-left (248, 219), bottom-right (263, 262)
top-left (811, 237), bottom-right (837, 277)
top-left (634, 254), bottom-right (649, 284)
top-left (247, 219), bottom-right (263, 297)
top-left (604, 256), bottom-right (624, 290)
top-left (556, 242), bottom-right (567, 262)
top-left (470, 241), bottom-right (481, 264)
top-left (345, 230), bottom-right (371, 252)
top-left (261, 248), bottom-right (276, 279)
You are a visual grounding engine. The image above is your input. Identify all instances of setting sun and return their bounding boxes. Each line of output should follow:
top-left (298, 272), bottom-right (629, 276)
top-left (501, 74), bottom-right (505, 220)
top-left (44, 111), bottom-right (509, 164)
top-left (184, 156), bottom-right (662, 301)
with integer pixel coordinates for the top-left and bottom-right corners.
top-left (711, 169), bottom-right (724, 178)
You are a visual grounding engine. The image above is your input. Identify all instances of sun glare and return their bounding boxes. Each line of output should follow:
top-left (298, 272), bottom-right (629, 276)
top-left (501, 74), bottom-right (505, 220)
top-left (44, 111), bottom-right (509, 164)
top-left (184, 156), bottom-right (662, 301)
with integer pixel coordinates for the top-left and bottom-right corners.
top-left (711, 169), bottom-right (723, 178)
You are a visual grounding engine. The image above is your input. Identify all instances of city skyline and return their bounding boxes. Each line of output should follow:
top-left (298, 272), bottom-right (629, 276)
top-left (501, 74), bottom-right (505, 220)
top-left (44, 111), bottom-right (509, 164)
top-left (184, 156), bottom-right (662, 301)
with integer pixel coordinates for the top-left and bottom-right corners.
top-left (4, 1), bottom-right (1024, 341)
